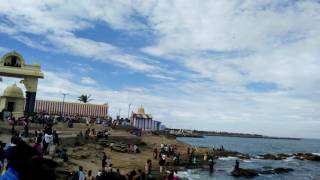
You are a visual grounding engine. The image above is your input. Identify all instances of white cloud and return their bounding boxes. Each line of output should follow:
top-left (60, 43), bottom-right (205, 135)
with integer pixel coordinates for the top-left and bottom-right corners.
top-left (0, 1), bottom-right (320, 138)
top-left (80, 77), bottom-right (96, 85)
top-left (0, 0), bottom-right (161, 73)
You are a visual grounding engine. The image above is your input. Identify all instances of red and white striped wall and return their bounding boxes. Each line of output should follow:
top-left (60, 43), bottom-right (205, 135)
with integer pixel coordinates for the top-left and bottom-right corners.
top-left (34, 100), bottom-right (108, 118)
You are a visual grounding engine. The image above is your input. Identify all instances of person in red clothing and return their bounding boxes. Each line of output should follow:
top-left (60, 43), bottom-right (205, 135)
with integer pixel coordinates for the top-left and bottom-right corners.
top-left (32, 138), bottom-right (43, 157)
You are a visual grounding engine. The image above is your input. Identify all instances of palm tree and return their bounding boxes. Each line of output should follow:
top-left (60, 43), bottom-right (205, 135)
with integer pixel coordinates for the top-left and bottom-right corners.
top-left (78, 94), bottom-right (93, 103)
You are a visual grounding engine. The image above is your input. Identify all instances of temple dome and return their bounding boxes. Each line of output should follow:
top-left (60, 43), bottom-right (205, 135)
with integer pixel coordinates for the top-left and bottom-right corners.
top-left (3, 84), bottom-right (24, 98)
top-left (137, 106), bottom-right (145, 114)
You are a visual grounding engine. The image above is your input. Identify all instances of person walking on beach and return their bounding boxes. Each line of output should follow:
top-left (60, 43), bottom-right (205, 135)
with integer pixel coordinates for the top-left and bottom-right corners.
top-left (153, 148), bottom-right (158, 159)
top-left (77, 166), bottom-right (85, 180)
top-left (43, 131), bottom-right (53, 155)
top-left (145, 159), bottom-right (152, 175)
top-left (85, 170), bottom-right (95, 180)
top-left (32, 137), bottom-right (43, 156)
top-left (159, 156), bottom-right (166, 173)
top-left (102, 154), bottom-right (107, 171)
top-left (53, 130), bottom-right (59, 145)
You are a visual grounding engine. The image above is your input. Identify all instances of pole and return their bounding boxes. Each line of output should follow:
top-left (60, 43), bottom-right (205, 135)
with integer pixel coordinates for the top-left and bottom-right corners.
top-left (127, 103), bottom-right (132, 119)
top-left (61, 93), bottom-right (67, 121)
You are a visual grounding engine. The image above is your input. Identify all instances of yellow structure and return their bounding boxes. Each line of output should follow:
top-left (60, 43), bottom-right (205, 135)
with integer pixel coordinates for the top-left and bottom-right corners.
top-left (0, 84), bottom-right (25, 118)
top-left (137, 105), bottom-right (145, 115)
top-left (0, 51), bottom-right (44, 116)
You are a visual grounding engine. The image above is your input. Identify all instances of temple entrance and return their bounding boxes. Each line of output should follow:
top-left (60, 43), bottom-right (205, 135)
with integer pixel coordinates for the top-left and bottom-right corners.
top-left (0, 51), bottom-right (44, 117)
top-left (7, 102), bottom-right (15, 112)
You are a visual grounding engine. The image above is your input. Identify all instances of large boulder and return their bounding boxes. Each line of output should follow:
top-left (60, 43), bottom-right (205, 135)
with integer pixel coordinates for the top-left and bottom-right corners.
top-left (231, 168), bottom-right (259, 178)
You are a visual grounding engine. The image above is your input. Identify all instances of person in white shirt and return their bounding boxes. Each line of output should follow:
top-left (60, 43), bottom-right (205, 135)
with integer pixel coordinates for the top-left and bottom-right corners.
top-left (43, 132), bottom-right (53, 155)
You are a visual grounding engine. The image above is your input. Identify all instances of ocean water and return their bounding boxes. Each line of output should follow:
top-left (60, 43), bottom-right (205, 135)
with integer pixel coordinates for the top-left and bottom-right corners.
top-left (177, 136), bottom-right (320, 180)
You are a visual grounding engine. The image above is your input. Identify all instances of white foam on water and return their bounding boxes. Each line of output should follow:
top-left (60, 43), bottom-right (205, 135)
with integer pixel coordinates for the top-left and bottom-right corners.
top-left (177, 170), bottom-right (202, 180)
top-left (284, 156), bottom-right (295, 162)
top-left (218, 156), bottom-right (237, 161)
top-left (312, 153), bottom-right (320, 156)
top-left (243, 160), bottom-right (254, 163)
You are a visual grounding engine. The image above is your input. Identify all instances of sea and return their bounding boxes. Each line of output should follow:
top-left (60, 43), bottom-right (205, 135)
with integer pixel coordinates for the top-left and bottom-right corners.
top-left (177, 136), bottom-right (320, 180)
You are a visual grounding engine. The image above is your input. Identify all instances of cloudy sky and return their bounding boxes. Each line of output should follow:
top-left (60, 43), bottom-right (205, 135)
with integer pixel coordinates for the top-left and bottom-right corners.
top-left (0, 0), bottom-right (320, 138)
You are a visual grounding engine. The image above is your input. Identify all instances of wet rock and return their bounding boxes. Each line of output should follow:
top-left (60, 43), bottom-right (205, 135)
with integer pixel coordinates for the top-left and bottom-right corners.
top-left (260, 167), bottom-right (294, 174)
top-left (214, 150), bottom-right (250, 159)
top-left (258, 153), bottom-right (288, 160)
top-left (294, 153), bottom-right (320, 161)
top-left (274, 168), bottom-right (294, 174)
top-left (231, 168), bottom-right (259, 178)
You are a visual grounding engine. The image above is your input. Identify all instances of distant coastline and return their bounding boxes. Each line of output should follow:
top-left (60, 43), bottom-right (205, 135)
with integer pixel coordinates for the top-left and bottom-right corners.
top-left (167, 129), bottom-right (301, 140)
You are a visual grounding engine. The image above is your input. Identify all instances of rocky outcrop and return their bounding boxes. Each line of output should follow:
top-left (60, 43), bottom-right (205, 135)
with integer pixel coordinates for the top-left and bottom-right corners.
top-left (231, 168), bottom-right (259, 178)
top-left (293, 153), bottom-right (320, 161)
top-left (257, 153), bottom-right (290, 160)
top-left (257, 153), bottom-right (320, 162)
top-left (260, 167), bottom-right (294, 174)
top-left (214, 150), bottom-right (250, 159)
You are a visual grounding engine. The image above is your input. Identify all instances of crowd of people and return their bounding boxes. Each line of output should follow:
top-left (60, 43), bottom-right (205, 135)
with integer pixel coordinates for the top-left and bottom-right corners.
top-left (0, 113), bottom-right (239, 180)
top-left (0, 135), bottom-right (58, 180)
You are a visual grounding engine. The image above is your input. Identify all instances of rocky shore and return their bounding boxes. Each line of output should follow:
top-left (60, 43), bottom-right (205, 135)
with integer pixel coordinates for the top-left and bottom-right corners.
top-left (0, 122), bottom-right (319, 179)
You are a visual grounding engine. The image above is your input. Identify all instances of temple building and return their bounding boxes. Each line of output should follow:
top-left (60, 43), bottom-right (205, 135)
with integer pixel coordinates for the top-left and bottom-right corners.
top-left (130, 106), bottom-right (161, 131)
top-left (0, 84), bottom-right (25, 118)
top-left (0, 52), bottom-right (108, 119)
top-left (0, 51), bottom-right (44, 117)
top-left (0, 84), bottom-right (108, 119)
top-left (34, 100), bottom-right (108, 118)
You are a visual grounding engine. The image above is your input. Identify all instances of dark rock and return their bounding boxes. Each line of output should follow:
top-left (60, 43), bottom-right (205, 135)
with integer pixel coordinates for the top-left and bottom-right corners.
top-left (293, 153), bottom-right (320, 161)
top-left (258, 153), bottom-right (287, 160)
top-left (231, 168), bottom-right (259, 178)
top-left (274, 168), bottom-right (294, 174)
top-left (214, 150), bottom-right (250, 159)
top-left (260, 167), bottom-right (294, 175)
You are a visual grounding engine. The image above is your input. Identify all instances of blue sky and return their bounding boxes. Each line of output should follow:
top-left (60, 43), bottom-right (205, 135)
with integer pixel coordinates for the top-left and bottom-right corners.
top-left (0, 0), bottom-right (320, 138)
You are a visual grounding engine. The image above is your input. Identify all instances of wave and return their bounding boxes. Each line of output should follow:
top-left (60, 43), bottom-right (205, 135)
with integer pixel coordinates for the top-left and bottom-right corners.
top-left (283, 157), bottom-right (295, 162)
top-left (176, 170), bottom-right (201, 180)
top-left (218, 156), bottom-right (237, 161)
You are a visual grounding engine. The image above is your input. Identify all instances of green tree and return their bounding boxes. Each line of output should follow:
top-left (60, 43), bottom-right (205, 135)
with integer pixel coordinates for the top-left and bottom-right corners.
top-left (78, 94), bottom-right (93, 103)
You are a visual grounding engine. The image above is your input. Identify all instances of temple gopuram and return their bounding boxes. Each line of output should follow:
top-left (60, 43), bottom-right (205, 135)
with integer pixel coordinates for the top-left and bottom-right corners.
top-left (130, 106), bottom-right (161, 131)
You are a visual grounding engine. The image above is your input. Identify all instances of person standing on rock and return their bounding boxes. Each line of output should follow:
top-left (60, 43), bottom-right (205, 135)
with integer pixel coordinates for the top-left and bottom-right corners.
top-left (208, 157), bottom-right (214, 173)
top-left (234, 160), bottom-right (240, 170)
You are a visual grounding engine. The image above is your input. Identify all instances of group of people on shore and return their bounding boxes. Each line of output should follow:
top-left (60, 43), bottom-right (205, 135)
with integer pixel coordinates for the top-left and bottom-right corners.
top-left (1, 115), bottom-right (226, 180)
top-left (0, 135), bottom-right (58, 180)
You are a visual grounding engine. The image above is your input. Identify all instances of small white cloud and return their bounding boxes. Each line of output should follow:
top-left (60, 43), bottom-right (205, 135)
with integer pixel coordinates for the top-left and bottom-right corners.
top-left (80, 77), bottom-right (96, 85)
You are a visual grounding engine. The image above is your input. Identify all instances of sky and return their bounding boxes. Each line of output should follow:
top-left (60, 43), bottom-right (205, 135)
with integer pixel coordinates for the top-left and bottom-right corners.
top-left (0, 0), bottom-right (320, 138)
